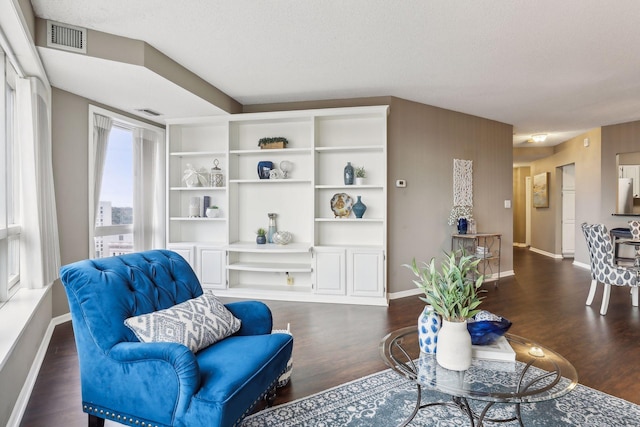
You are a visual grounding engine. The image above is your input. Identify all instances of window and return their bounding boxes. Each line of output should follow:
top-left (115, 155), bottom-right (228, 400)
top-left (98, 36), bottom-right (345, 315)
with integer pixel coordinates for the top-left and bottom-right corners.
top-left (89, 106), bottom-right (165, 259)
top-left (0, 53), bottom-right (21, 303)
top-left (93, 126), bottom-right (134, 258)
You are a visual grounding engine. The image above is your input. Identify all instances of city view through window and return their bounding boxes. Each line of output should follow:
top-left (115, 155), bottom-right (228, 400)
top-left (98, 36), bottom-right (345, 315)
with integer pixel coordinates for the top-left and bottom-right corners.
top-left (94, 126), bottom-right (134, 258)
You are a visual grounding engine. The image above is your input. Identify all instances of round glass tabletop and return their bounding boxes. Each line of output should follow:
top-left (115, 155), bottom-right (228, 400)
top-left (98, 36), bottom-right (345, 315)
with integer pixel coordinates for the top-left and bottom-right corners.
top-left (379, 326), bottom-right (578, 404)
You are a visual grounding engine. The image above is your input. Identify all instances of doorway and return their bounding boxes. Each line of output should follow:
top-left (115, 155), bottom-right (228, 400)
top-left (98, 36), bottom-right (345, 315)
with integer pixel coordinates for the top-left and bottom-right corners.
top-left (561, 164), bottom-right (576, 257)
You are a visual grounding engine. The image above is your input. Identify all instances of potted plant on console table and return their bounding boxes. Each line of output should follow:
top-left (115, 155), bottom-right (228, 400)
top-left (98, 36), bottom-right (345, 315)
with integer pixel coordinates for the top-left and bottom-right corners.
top-left (406, 250), bottom-right (485, 371)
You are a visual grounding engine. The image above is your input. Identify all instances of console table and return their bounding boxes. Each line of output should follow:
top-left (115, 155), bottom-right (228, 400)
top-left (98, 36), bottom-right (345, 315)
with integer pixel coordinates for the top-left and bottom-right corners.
top-left (452, 233), bottom-right (501, 283)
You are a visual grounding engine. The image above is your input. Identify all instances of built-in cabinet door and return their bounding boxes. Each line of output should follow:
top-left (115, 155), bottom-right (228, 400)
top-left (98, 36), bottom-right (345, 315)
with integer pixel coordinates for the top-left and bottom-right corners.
top-left (348, 249), bottom-right (384, 297)
top-left (313, 248), bottom-right (346, 295)
top-left (168, 244), bottom-right (196, 270)
top-left (198, 247), bottom-right (226, 289)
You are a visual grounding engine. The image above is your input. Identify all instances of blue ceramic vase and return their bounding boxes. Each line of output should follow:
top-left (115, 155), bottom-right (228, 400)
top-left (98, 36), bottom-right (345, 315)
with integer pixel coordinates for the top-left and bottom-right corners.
top-left (457, 218), bottom-right (468, 234)
top-left (344, 162), bottom-right (354, 185)
top-left (418, 305), bottom-right (441, 354)
top-left (352, 196), bottom-right (367, 218)
top-left (257, 161), bottom-right (273, 179)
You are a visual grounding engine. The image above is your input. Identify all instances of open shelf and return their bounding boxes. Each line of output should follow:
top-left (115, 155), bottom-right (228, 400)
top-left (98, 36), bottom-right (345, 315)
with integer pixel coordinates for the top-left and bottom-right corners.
top-left (226, 242), bottom-right (312, 253)
top-left (227, 262), bottom-right (312, 273)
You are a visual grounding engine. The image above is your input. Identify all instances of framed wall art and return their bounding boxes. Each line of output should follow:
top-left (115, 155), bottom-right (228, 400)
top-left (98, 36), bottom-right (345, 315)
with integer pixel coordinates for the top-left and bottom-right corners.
top-left (533, 172), bottom-right (549, 208)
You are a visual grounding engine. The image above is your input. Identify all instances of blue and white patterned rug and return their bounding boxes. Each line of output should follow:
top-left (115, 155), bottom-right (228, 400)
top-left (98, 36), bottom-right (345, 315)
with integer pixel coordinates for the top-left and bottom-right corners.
top-left (241, 367), bottom-right (640, 426)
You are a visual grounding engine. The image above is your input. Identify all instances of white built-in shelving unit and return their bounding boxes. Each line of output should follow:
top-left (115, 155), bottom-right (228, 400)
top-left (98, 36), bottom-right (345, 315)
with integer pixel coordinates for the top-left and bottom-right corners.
top-left (166, 105), bottom-right (388, 305)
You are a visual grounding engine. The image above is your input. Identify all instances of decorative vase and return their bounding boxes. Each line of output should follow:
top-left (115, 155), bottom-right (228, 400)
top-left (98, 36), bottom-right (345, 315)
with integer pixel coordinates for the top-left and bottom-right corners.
top-left (418, 306), bottom-right (441, 354)
top-left (188, 197), bottom-right (200, 217)
top-left (257, 161), bottom-right (273, 179)
top-left (436, 319), bottom-right (472, 371)
top-left (352, 196), bottom-right (367, 218)
top-left (256, 235), bottom-right (266, 244)
top-left (344, 162), bottom-right (354, 185)
top-left (206, 207), bottom-right (219, 218)
top-left (267, 213), bottom-right (278, 243)
top-left (457, 218), bottom-right (468, 234)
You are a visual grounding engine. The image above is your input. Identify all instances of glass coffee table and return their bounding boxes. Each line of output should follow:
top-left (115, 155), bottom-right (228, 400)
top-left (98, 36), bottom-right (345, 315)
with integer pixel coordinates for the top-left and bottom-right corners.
top-left (379, 326), bottom-right (578, 427)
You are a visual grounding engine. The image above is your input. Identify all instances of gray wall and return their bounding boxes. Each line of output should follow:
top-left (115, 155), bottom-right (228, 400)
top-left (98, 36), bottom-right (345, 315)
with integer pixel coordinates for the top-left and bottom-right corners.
top-left (602, 119), bottom-right (640, 229)
top-left (50, 88), bottom-right (162, 316)
top-left (246, 96), bottom-right (515, 294)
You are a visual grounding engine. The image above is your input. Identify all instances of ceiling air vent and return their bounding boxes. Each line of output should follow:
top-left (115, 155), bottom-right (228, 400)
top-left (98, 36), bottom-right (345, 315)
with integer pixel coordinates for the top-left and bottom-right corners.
top-left (136, 108), bottom-right (162, 117)
top-left (47, 20), bottom-right (87, 54)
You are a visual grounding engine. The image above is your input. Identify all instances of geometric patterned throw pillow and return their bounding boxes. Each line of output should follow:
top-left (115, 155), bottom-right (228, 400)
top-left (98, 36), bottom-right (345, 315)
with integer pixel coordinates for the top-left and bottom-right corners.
top-left (124, 290), bottom-right (241, 353)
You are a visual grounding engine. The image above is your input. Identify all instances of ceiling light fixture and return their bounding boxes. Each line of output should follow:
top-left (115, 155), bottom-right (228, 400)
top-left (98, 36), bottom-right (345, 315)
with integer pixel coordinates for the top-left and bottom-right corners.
top-left (531, 134), bottom-right (547, 143)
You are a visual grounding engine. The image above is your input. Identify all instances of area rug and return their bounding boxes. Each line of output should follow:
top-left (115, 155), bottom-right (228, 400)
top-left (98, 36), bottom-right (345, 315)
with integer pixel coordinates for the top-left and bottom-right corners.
top-left (240, 367), bottom-right (640, 426)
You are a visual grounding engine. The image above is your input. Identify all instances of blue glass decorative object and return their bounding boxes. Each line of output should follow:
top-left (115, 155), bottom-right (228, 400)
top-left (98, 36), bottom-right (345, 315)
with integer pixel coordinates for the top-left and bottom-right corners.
top-left (467, 311), bottom-right (512, 345)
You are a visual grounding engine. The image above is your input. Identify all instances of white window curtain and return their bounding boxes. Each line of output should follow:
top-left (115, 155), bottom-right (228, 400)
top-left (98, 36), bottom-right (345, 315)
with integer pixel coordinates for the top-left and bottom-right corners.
top-left (16, 77), bottom-right (61, 288)
top-left (133, 128), bottom-right (165, 250)
top-left (91, 114), bottom-right (113, 228)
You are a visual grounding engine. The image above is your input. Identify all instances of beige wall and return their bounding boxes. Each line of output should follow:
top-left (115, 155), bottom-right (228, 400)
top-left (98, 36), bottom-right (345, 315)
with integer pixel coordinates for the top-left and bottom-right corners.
top-left (528, 129), bottom-right (602, 263)
top-left (247, 96), bottom-right (514, 294)
top-left (50, 88), bottom-right (163, 317)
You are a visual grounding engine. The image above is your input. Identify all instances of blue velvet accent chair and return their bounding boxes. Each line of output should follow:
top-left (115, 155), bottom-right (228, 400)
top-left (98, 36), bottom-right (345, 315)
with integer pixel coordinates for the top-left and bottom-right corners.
top-left (60, 249), bottom-right (293, 427)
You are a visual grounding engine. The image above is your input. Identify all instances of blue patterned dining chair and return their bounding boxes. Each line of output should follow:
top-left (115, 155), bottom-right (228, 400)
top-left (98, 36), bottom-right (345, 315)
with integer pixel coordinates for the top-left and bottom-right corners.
top-left (581, 223), bottom-right (639, 315)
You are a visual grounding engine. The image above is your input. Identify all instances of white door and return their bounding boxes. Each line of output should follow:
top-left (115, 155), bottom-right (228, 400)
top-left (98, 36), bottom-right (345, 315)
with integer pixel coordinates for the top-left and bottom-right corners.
top-left (168, 244), bottom-right (196, 269)
top-left (561, 164), bottom-right (576, 257)
top-left (525, 176), bottom-right (531, 247)
top-left (348, 249), bottom-right (384, 297)
top-left (313, 248), bottom-right (346, 295)
top-left (198, 247), bottom-right (226, 289)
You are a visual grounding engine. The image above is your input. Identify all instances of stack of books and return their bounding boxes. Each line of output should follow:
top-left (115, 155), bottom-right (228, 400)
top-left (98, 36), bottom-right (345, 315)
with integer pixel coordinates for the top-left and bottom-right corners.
top-left (472, 336), bottom-right (515, 361)
top-left (475, 246), bottom-right (492, 258)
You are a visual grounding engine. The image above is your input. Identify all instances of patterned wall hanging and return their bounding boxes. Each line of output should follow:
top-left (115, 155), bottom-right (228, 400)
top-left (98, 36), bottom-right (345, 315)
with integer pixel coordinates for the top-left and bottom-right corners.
top-left (453, 159), bottom-right (473, 207)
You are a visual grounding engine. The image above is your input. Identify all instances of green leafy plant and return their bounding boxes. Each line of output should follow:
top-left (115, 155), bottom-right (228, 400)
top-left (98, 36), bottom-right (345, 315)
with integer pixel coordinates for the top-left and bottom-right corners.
top-left (355, 166), bottom-right (366, 178)
top-left (258, 137), bottom-right (289, 148)
top-left (404, 250), bottom-right (485, 322)
top-left (256, 228), bottom-right (266, 237)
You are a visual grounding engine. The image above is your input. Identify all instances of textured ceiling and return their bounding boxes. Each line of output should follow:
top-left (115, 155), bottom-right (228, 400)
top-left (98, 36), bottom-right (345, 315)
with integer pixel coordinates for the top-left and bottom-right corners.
top-left (31, 0), bottom-right (640, 146)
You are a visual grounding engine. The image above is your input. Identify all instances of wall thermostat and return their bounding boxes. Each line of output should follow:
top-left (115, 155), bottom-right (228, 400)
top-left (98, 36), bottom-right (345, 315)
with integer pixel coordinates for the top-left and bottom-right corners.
top-left (396, 179), bottom-right (407, 188)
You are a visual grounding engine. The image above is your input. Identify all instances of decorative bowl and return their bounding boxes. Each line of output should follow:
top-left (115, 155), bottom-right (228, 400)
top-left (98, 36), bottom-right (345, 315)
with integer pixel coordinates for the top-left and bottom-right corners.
top-left (467, 311), bottom-right (512, 345)
top-left (272, 231), bottom-right (292, 245)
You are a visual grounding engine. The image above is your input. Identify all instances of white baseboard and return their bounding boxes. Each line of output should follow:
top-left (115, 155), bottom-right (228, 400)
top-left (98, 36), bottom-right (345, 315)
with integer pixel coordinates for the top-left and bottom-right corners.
top-left (513, 242), bottom-right (528, 248)
top-left (573, 260), bottom-right (590, 270)
top-left (388, 287), bottom-right (422, 300)
top-left (529, 247), bottom-right (563, 259)
top-left (7, 313), bottom-right (71, 427)
top-left (390, 270), bottom-right (516, 300)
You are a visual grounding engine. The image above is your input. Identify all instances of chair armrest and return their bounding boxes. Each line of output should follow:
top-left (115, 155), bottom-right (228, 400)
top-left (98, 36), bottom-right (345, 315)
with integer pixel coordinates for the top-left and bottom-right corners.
top-left (225, 301), bottom-right (273, 336)
top-left (107, 342), bottom-right (200, 419)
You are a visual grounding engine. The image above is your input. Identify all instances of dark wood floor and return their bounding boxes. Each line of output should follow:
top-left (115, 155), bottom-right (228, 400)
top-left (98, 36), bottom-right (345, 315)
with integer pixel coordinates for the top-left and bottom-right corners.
top-left (20, 248), bottom-right (640, 426)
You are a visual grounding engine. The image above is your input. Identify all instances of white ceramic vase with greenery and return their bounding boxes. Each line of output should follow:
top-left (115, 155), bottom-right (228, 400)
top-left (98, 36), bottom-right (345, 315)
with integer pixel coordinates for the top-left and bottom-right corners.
top-left (406, 250), bottom-right (485, 371)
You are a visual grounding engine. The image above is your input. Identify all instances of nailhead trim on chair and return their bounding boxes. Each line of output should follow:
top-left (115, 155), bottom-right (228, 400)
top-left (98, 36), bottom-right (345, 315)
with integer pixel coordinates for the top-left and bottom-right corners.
top-left (231, 365), bottom-right (290, 427)
top-left (83, 367), bottom-right (287, 427)
top-left (84, 404), bottom-right (160, 427)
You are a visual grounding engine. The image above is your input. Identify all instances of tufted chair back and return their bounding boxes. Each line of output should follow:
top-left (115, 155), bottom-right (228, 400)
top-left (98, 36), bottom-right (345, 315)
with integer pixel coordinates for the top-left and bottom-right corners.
top-left (61, 250), bottom-right (202, 352)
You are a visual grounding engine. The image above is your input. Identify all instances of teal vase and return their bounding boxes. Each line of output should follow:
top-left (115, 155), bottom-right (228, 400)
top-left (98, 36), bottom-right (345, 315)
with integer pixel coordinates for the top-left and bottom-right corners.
top-left (352, 196), bottom-right (367, 218)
